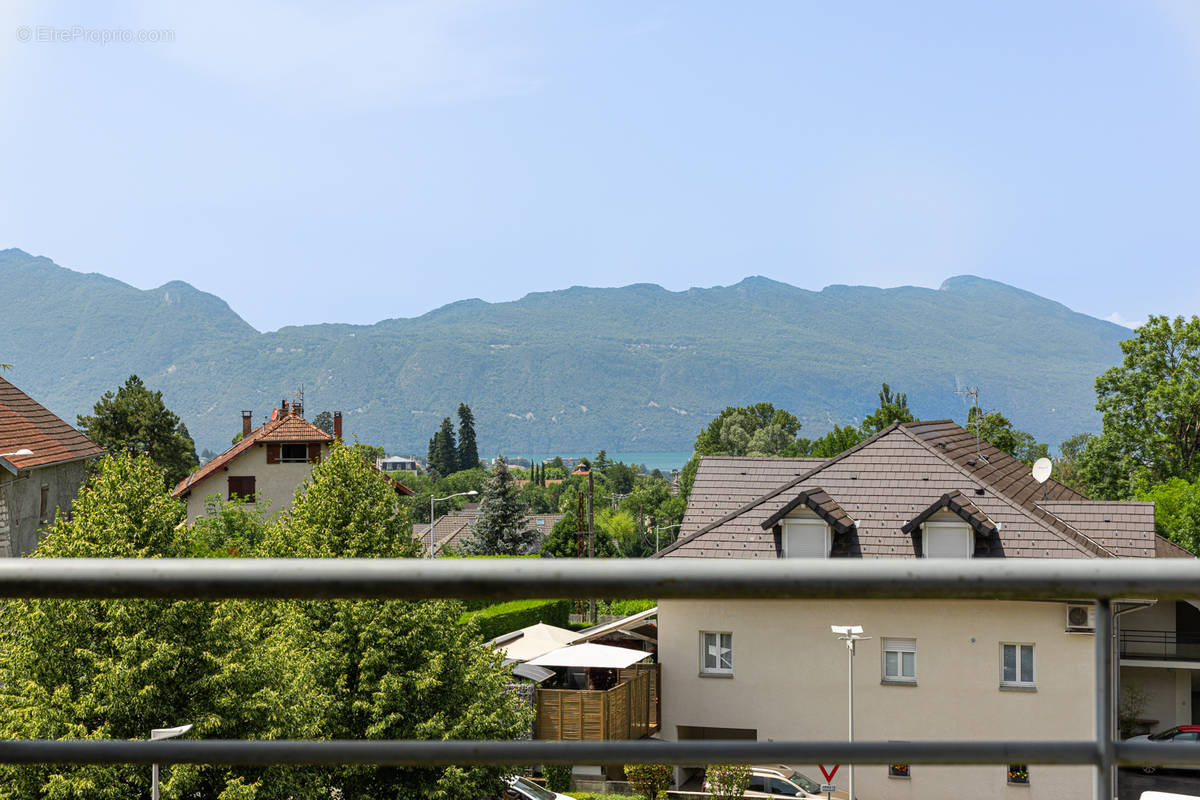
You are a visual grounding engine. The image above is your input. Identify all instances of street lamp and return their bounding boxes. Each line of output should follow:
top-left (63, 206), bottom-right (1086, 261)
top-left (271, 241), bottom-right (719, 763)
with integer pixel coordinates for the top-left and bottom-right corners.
top-left (0, 449), bottom-right (33, 476)
top-left (150, 723), bottom-right (193, 800)
top-left (831, 625), bottom-right (870, 800)
top-left (428, 490), bottom-right (478, 557)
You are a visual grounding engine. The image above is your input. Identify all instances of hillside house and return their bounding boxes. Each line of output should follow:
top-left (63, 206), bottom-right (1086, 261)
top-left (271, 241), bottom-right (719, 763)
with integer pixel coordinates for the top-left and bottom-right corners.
top-left (654, 419), bottom-right (1190, 800)
top-left (0, 376), bottom-right (105, 556)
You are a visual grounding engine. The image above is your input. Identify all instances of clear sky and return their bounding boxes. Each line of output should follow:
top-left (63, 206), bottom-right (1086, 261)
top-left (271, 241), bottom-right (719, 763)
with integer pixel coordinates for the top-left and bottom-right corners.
top-left (3, 1), bottom-right (1198, 332)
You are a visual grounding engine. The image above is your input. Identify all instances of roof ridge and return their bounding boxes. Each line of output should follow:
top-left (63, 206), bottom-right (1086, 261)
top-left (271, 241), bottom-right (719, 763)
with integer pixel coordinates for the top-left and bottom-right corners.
top-left (894, 425), bottom-right (1116, 558)
top-left (655, 422), bottom-right (904, 558)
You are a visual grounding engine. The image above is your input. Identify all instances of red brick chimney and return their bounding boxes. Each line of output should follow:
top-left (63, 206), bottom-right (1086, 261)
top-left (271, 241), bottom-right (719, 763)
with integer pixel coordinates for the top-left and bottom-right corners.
top-left (333, 411), bottom-right (343, 441)
top-left (241, 410), bottom-right (253, 439)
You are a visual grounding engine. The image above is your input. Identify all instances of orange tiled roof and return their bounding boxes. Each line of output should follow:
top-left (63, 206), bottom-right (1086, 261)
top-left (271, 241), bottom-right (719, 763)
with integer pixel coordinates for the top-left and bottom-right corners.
top-left (173, 410), bottom-right (332, 497)
top-left (0, 375), bottom-right (104, 472)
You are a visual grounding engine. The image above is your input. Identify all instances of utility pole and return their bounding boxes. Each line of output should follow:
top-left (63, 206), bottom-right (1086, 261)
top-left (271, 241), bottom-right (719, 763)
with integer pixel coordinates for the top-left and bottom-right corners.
top-left (587, 468), bottom-right (596, 622)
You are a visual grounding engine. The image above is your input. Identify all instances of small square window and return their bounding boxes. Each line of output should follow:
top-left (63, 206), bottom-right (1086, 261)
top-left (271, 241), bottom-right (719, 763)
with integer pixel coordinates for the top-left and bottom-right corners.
top-left (228, 475), bottom-right (256, 501)
top-left (782, 518), bottom-right (831, 559)
top-left (889, 764), bottom-right (910, 779)
top-left (1001, 643), bottom-right (1035, 688)
top-left (882, 638), bottom-right (917, 683)
top-left (700, 631), bottom-right (733, 676)
top-left (280, 443), bottom-right (308, 463)
top-left (1007, 764), bottom-right (1029, 785)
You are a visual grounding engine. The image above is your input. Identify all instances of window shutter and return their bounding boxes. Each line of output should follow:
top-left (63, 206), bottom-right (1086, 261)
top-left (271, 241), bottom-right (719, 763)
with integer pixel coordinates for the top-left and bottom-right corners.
top-left (307, 443), bottom-right (322, 464)
top-left (882, 638), bottom-right (916, 652)
top-left (266, 444), bottom-right (280, 464)
top-left (228, 476), bottom-right (256, 499)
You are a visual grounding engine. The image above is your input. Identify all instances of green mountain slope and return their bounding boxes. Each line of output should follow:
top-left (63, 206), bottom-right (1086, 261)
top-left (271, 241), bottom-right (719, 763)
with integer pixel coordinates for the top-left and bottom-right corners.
top-left (3, 248), bottom-right (1127, 455)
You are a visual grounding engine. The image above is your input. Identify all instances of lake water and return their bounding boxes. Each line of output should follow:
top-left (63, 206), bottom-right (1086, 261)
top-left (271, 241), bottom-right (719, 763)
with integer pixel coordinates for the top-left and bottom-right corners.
top-left (518, 451), bottom-right (693, 474)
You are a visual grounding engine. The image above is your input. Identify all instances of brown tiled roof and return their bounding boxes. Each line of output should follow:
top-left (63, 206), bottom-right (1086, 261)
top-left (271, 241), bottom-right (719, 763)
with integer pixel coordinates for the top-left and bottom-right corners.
top-left (1155, 536), bottom-right (1196, 558)
top-left (680, 456), bottom-right (827, 536)
top-left (173, 410), bottom-right (332, 497)
top-left (1038, 501), bottom-right (1156, 558)
top-left (760, 487), bottom-right (854, 534)
top-left (900, 490), bottom-right (998, 537)
top-left (0, 375), bottom-right (104, 472)
top-left (661, 420), bottom-right (1149, 560)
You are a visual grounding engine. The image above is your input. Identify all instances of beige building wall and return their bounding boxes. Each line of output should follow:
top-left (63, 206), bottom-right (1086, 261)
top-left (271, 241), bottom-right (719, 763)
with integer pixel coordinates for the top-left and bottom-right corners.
top-left (0, 459), bottom-right (91, 556)
top-left (659, 597), bottom-right (1095, 800)
top-left (183, 443), bottom-right (329, 523)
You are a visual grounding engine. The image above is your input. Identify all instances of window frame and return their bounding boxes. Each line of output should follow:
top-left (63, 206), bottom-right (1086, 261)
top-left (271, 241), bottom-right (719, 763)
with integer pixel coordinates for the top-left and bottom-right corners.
top-left (227, 475), bottom-right (257, 501)
top-left (881, 637), bottom-right (917, 684)
top-left (781, 517), bottom-right (831, 559)
top-left (279, 443), bottom-right (309, 463)
top-left (1000, 642), bottom-right (1036, 689)
top-left (922, 520), bottom-right (974, 558)
top-left (700, 630), bottom-right (734, 677)
top-left (1007, 764), bottom-right (1030, 785)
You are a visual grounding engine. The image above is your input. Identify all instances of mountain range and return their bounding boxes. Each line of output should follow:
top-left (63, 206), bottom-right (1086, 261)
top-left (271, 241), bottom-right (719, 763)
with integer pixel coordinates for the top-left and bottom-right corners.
top-left (3, 248), bottom-right (1128, 458)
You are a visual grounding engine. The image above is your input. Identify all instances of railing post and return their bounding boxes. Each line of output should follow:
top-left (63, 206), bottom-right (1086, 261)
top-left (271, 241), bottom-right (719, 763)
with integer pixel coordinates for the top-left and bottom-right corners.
top-left (1094, 598), bottom-right (1114, 800)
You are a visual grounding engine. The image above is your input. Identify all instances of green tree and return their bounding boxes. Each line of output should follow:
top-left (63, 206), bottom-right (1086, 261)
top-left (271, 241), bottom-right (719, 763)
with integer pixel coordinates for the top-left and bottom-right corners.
top-left (540, 512), bottom-right (618, 558)
top-left (1136, 477), bottom-right (1200, 554)
top-left (808, 424), bottom-right (866, 458)
top-left (312, 410), bottom-right (334, 435)
top-left (258, 444), bottom-right (531, 798)
top-left (76, 374), bottom-right (199, 487)
top-left (706, 763), bottom-right (752, 800)
top-left (693, 403), bottom-right (805, 458)
top-left (461, 455), bottom-right (537, 555)
top-left (625, 764), bottom-right (672, 800)
top-left (0, 453), bottom-right (314, 799)
top-left (426, 416), bottom-right (458, 479)
top-left (1095, 315), bottom-right (1200, 484)
top-left (860, 382), bottom-right (916, 433)
top-left (456, 403), bottom-right (479, 472)
top-left (966, 406), bottom-right (1049, 465)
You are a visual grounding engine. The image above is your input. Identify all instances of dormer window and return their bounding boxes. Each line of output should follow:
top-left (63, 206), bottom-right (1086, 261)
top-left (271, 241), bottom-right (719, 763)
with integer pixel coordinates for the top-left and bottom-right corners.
top-left (782, 518), bottom-right (831, 558)
top-left (922, 521), bottom-right (973, 558)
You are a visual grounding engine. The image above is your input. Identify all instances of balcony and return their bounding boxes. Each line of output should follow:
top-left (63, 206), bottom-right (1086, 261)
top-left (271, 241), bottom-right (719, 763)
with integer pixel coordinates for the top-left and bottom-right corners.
top-left (534, 663), bottom-right (660, 741)
top-left (1120, 628), bottom-right (1200, 662)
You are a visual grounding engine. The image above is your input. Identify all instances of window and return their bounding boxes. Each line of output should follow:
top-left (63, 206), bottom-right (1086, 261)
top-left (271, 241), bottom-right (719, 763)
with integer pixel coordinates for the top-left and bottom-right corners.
top-left (1007, 764), bottom-right (1029, 785)
top-left (39, 486), bottom-right (49, 523)
top-left (1001, 643), bottom-right (1035, 688)
top-left (782, 518), bottom-right (830, 558)
top-left (700, 631), bottom-right (733, 676)
top-left (923, 520), bottom-right (973, 558)
top-left (228, 475), bottom-right (256, 501)
top-left (889, 764), bottom-right (911, 779)
top-left (882, 638), bottom-right (917, 683)
top-left (280, 443), bottom-right (308, 463)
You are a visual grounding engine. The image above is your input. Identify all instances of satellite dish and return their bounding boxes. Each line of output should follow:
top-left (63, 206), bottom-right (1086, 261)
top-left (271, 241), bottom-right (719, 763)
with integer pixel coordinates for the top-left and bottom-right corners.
top-left (1031, 457), bottom-right (1053, 484)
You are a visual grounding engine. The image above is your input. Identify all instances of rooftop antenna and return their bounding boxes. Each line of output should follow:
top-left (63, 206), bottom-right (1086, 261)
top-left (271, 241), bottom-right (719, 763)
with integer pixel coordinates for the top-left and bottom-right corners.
top-left (954, 386), bottom-right (989, 464)
top-left (1031, 457), bottom-right (1053, 501)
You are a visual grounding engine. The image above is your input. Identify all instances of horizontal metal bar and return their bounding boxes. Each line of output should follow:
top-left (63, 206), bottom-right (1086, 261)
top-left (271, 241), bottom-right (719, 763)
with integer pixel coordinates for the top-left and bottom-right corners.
top-left (1116, 741), bottom-right (1200, 767)
top-left (2, 558), bottom-right (1200, 601)
top-left (0, 740), bottom-right (1117, 766)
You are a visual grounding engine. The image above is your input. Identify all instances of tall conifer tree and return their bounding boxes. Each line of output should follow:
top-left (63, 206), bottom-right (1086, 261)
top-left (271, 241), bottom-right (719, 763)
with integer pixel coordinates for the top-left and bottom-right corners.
top-left (457, 403), bottom-right (479, 472)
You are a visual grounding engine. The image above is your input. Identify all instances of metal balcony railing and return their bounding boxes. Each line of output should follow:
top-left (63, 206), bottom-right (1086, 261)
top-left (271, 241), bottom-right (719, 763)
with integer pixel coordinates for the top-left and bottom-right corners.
top-left (4, 557), bottom-right (1200, 800)
top-left (1120, 628), bottom-right (1200, 661)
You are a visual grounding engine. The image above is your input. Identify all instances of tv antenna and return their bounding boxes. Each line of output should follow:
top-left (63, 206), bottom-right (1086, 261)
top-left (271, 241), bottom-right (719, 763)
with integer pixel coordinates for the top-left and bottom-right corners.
top-left (1031, 457), bottom-right (1053, 501)
top-left (954, 386), bottom-right (989, 463)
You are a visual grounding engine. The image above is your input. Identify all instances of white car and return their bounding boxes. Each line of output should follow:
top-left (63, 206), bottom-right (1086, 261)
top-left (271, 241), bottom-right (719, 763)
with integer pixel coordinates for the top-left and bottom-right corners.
top-left (705, 764), bottom-right (851, 799)
top-left (504, 775), bottom-right (578, 800)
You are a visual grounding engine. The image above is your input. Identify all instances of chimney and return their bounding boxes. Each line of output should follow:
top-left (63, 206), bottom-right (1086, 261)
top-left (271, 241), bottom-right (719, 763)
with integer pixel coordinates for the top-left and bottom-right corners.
top-left (293, 402), bottom-right (303, 417)
top-left (281, 399), bottom-right (289, 414)
top-left (333, 411), bottom-right (343, 441)
top-left (241, 410), bottom-right (253, 439)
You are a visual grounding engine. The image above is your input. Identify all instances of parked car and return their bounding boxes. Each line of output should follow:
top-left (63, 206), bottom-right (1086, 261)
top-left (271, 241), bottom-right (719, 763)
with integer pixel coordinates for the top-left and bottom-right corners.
top-left (705, 764), bottom-right (851, 799)
top-left (1126, 724), bottom-right (1200, 774)
top-left (504, 775), bottom-right (578, 800)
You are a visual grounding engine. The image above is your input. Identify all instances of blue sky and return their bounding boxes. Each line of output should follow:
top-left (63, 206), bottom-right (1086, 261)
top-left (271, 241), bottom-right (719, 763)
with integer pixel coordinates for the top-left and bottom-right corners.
top-left (3, 1), bottom-right (1199, 332)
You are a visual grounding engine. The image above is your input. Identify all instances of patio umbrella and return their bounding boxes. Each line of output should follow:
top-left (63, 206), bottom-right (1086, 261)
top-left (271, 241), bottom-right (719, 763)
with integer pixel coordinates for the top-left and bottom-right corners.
top-left (526, 642), bottom-right (650, 669)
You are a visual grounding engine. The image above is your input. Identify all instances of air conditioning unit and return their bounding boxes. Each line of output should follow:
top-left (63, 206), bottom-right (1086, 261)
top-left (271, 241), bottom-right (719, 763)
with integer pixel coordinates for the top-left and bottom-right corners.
top-left (1066, 603), bottom-right (1096, 633)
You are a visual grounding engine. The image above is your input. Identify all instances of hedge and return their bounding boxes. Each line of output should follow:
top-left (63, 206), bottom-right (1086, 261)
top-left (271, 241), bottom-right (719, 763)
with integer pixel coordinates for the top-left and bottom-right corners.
top-left (460, 598), bottom-right (571, 641)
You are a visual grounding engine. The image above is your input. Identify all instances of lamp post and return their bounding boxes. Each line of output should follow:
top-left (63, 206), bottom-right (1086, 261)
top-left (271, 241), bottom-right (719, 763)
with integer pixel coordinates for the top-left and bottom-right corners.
top-left (428, 490), bottom-right (478, 557)
top-left (831, 625), bottom-right (869, 800)
top-left (150, 723), bottom-right (193, 800)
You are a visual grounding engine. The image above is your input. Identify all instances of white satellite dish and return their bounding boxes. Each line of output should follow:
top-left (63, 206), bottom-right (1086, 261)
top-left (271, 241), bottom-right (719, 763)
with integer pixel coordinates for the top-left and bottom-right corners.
top-left (1031, 457), bottom-right (1053, 484)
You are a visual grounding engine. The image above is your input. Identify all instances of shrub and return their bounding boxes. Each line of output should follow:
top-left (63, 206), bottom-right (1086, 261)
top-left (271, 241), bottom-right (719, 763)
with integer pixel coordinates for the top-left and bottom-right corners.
top-left (543, 764), bottom-right (573, 793)
top-left (705, 763), bottom-right (751, 799)
top-left (459, 598), bottom-right (571, 641)
top-left (624, 763), bottom-right (672, 800)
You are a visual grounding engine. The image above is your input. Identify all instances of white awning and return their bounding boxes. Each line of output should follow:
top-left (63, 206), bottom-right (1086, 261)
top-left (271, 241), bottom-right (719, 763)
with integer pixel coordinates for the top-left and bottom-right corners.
top-left (527, 642), bottom-right (651, 669)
